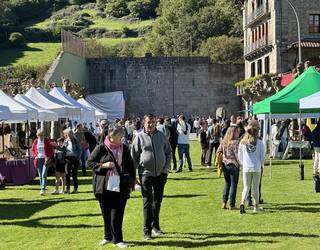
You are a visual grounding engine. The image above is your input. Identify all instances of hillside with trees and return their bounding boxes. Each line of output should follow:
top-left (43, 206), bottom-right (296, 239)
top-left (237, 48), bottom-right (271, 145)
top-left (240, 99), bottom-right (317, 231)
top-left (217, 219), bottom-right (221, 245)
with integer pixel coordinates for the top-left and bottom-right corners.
top-left (0, 0), bottom-right (243, 82)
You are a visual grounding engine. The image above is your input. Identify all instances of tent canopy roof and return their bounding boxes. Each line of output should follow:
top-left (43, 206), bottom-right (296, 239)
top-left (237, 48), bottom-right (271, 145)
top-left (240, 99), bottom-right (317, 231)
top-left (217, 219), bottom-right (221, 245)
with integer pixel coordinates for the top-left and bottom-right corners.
top-left (0, 90), bottom-right (38, 121)
top-left (253, 67), bottom-right (320, 114)
top-left (14, 94), bottom-right (59, 121)
top-left (25, 87), bottom-right (80, 118)
top-left (49, 87), bottom-right (95, 121)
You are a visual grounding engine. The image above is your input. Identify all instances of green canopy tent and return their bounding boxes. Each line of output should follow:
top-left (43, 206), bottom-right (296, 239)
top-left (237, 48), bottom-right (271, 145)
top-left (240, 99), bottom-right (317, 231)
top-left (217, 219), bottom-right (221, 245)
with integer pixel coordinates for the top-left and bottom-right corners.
top-left (253, 67), bottom-right (320, 178)
top-left (254, 67), bottom-right (320, 114)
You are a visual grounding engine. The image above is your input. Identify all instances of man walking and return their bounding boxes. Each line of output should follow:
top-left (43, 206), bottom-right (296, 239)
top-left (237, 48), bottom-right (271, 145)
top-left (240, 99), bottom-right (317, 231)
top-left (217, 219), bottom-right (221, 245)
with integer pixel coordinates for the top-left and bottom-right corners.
top-left (176, 114), bottom-right (193, 172)
top-left (131, 114), bottom-right (172, 240)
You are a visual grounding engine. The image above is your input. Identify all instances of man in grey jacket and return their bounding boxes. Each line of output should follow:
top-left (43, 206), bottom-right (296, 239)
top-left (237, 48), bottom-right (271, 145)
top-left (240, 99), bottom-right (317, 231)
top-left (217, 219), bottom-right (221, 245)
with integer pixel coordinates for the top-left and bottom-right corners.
top-left (131, 113), bottom-right (172, 240)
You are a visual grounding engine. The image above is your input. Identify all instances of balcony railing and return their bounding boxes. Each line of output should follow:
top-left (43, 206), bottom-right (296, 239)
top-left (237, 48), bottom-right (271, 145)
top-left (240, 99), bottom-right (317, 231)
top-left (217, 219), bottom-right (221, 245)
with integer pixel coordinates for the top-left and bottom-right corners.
top-left (245, 2), bottom-right (269, 26)
top-left (244, 35), bottom-right (272, 56)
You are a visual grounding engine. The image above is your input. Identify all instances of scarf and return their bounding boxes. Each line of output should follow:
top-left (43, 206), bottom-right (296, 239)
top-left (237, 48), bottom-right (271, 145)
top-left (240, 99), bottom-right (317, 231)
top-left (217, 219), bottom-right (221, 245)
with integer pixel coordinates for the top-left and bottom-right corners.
top-left (104, 136), bottom-right (123, 174)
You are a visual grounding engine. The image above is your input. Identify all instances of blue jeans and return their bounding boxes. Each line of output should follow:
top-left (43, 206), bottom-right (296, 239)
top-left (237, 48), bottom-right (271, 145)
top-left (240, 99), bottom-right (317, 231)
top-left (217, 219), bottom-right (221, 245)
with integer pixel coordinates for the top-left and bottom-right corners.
top-left (222, 164), bottom-right (239, 207)
top-left (37, 158), bottom-right (48, 191)
top-left (177, 144), bottom-right (192, 171)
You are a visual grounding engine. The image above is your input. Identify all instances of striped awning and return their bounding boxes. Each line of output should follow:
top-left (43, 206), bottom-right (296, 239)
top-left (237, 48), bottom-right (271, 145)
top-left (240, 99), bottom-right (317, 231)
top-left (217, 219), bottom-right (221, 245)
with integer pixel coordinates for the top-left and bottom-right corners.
top-left (288, 40), bottom-right (320, 49)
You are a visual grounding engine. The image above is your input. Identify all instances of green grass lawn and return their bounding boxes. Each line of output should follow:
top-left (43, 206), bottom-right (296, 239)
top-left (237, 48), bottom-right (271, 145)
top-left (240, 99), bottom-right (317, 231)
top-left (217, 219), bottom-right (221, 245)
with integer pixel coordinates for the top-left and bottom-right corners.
top-left (0, 43), bottom-right (61, 67)
top-left (97, 37), bottom-right (143, 46)
top-left (90, 19), bottom-right (154, 30)
top-left (1, 141), bottom-right (320, 249)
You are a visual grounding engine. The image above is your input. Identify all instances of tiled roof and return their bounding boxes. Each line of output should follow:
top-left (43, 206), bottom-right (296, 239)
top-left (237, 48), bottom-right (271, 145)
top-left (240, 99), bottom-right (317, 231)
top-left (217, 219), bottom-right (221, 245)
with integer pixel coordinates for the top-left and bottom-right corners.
top-left (288, 40), bottom-right (320, 49)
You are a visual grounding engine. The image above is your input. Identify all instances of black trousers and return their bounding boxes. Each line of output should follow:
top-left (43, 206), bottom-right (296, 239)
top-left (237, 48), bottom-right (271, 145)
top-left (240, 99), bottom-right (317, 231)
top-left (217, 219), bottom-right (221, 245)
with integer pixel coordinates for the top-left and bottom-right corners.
top-left (65, 156), bottom-right (79, 191)
top-left (207, 142), bottom-right (220, 166)
top-left (171, 143), bottom-right (177, 170)
top-left (140, 174), bottom-right (167, 234)
top-left (98, 191), bottom-right (127, 243)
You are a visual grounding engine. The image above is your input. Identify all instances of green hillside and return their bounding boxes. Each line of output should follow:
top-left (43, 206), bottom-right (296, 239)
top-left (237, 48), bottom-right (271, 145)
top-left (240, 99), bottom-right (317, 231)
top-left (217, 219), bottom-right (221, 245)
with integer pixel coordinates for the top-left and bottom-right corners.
top-left (0, 0), bottom-right (243, 82)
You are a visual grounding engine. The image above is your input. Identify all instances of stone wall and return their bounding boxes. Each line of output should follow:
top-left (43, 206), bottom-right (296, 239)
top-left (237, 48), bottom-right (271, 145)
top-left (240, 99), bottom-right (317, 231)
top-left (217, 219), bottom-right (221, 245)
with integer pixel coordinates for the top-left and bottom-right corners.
top-left (86, 57), bottom-right (244, 118)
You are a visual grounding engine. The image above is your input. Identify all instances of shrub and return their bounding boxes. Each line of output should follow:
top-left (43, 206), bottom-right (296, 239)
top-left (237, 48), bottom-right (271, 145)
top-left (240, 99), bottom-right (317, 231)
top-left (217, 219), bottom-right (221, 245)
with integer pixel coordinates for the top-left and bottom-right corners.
top-left (9, 32), bottom-right (26, 47)
top-left (105, 0), bottom-right (129, 18)
top-left (127, 0), bottom-right (159, 19)
top-left (121, 26), bottom-right (138, 38)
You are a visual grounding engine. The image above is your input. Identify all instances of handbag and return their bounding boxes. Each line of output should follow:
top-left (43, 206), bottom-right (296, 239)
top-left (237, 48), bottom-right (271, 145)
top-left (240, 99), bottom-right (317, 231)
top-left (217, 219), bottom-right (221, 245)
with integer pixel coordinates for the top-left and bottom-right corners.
top-left (106, 170), bottom-right (120, 192)
top-left (105, 146), bottom-right (134, 195)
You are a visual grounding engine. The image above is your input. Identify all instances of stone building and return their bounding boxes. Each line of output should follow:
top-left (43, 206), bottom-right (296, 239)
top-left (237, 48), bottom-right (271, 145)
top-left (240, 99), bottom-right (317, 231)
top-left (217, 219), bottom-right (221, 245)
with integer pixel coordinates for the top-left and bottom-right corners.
top-left (243, 0), bottom-right (320, 79)
top-left (86, 57), bottom-right (243, 117)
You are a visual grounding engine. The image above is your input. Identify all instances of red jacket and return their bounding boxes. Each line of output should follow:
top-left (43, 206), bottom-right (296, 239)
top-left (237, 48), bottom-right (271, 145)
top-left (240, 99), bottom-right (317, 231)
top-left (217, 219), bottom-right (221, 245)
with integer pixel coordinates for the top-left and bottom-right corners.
top-left (32, 137), bottom-right (54, 168)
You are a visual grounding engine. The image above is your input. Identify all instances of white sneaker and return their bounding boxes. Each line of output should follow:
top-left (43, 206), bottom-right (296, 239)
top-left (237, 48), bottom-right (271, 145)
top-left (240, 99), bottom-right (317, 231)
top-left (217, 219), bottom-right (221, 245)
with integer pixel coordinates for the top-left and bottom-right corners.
top-left (113, 242), bottom-right (127, 248)
top-left (52, 190), bottom-right (59, 195)
top-left (99, 239), bottom-right (111, 246)
top-left (253, 207), bottom-right (263, 213)
top-left (39, 190), bottom-right (45, 195)
top-left (59, 190), bottom-right (65, 194)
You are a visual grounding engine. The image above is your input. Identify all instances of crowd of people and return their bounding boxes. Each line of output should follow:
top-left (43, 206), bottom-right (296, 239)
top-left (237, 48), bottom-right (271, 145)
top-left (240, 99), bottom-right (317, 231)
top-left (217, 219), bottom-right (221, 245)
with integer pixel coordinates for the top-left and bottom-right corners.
top-left (27, 112), bottom-right (320, 248)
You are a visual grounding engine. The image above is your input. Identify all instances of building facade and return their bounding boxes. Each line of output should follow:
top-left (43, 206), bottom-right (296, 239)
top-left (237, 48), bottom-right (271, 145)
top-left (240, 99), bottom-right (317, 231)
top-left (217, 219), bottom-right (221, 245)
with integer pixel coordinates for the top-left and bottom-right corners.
top-left (86, 57), bottom-right (243, 117)
top-left (243, 0), bottom-right (320, 79)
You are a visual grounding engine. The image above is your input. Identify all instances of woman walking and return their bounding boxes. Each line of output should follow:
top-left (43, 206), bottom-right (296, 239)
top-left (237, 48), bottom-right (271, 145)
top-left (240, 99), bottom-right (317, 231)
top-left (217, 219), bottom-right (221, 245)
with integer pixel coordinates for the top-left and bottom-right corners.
top-left (63, 129), bottom-right (81, 194)
top-left (199, 121), bottom-right (209, 166)
top-left (87, 124), bottom-right (135, 248)
top-left (217, 126), bottom-right (240, 210)
top-left (238, 121), bottom-right (266, 214)
top-left (31, 129), bottom-right (54, 195)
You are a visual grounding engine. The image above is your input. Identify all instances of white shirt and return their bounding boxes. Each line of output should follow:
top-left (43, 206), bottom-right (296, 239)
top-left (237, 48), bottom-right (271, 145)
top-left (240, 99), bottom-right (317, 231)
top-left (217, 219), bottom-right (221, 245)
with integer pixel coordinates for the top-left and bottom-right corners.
top-left (238, 139), bottom-right (266, 172)
top-left (177, 122), bottom-right (190, 144)
top-left (193, 120), bottom-right (200, 128)
top-left (207, 118), bottom-right (213, 126)
top-left (37, 139), bottom-right (45, 159)
top-left (66, 139), bottom-right (75, 156)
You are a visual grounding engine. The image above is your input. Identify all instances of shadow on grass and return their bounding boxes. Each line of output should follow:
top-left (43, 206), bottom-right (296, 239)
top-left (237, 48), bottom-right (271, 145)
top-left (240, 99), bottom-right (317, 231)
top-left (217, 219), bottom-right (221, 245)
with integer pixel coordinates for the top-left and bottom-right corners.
top-left (267, 202), bottom-right (320, 213)
top-left (162, 231), bottom-right (319, 240)
top-left (0, 197), bottom-right (96, 220)
top-left (164, 194), bottom-right (207, 198)
top-left (169, 177), bottom-right (217, 181)
top-left (0, 213), bottom-right (101, 228)
top-left (0, 45), bottom-right (42, 67)
top-left (130, 239), bottom-right (277, 248)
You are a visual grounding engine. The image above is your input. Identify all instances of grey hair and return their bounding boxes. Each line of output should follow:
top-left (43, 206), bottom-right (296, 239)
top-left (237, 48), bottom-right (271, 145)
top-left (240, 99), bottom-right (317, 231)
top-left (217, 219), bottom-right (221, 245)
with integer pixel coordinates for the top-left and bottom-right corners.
top-left (108, 123), bottom-right (125, 137)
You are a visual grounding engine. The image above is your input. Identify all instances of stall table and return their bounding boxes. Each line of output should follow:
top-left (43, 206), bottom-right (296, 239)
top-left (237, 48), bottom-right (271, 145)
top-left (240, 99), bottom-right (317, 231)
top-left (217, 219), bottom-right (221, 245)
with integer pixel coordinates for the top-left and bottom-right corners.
top-left (282, 141), bottom-right (312, 160)
top-left (0, 158), bottom-right (36, 185)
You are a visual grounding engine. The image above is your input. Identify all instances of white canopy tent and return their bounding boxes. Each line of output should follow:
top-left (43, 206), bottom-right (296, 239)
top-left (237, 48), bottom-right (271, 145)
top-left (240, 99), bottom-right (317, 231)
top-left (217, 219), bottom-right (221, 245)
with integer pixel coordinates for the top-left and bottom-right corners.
top-left (14, 94), bottom-right (59, 121)
top-left (0, 90), bottom-right (38, 121)
top-left (299, 91), bottom-right (320, 111)
top-left (0, 105), bottom-right (14, 121)
top-left (85, 91), bottom-right (125, 121)
top-left (49, 87), bottom-right (95, 122)
top-left (25, 87), bottom-right (81, 118)
top-left (77, 98), bottom-right (107, 120)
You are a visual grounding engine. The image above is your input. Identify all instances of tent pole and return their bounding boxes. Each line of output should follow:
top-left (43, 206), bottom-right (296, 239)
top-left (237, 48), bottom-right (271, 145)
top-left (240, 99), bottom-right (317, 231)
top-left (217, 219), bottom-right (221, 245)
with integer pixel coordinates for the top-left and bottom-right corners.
top-left (269, 112), bottom-right (272, 179)
top-left (299, 109), bottom-right (304, 180)
top-left (2, 122), bottom-right (4, 155)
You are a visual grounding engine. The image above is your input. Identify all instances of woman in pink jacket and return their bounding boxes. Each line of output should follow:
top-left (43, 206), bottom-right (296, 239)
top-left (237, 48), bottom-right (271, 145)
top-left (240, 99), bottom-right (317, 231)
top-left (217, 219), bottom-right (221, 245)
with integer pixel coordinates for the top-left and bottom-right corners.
top-left (31, 129), bottom-right (54, 195)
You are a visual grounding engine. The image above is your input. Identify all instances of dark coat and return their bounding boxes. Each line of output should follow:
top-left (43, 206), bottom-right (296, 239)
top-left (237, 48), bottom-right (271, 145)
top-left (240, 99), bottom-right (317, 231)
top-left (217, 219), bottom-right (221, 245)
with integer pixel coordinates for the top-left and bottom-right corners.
top-left (84, 131), bottom-right (97, 153)
top-left (87, 143), bottom-right (135, 197)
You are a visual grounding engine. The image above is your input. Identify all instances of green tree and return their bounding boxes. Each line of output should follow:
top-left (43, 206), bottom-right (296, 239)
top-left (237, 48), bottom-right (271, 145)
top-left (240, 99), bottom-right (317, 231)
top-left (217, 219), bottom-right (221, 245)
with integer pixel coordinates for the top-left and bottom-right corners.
top-left (105, 0), bottom-right (129, 18)
top-left (147, 0), bottom-right (242, 57)
top-left (198, 35), bottom-right (243, 64)
top-left (127, 0), bottom-right (159, 19)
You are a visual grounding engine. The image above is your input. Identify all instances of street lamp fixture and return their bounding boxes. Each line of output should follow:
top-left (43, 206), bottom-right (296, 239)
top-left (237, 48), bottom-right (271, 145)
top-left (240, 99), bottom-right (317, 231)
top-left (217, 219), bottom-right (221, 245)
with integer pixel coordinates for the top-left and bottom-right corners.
top-left (286, 0), bottom-right (302, 64)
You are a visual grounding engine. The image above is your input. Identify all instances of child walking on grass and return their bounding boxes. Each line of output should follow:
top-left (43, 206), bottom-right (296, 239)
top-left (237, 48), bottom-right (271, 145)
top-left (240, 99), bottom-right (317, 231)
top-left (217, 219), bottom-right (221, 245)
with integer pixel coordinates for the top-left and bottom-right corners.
top-left (52, 137), bottom-right (66, 194)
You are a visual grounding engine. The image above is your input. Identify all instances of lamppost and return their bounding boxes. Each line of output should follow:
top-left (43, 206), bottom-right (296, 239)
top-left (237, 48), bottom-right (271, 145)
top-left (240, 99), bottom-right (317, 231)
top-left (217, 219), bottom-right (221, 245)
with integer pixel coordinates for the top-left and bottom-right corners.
top-left (286, 0), bottom-right (302, 64)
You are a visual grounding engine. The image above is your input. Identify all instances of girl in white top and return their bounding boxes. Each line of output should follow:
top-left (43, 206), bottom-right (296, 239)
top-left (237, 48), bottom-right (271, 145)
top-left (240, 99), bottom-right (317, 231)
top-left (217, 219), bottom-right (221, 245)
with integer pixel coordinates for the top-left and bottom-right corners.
top-left (238, 121), bottom-right (266, 214)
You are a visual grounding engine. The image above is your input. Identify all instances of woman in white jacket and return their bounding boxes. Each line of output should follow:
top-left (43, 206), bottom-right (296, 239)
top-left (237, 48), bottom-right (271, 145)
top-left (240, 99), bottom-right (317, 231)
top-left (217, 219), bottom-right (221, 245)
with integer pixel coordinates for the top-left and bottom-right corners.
top-left (238, 121), bottom-right (266, 214)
